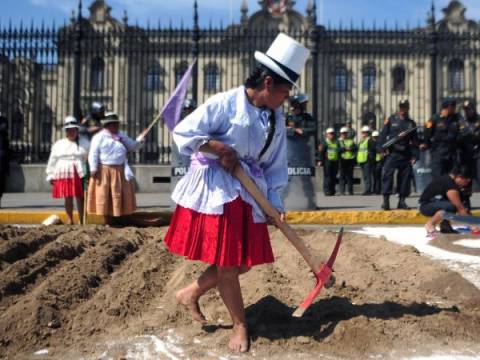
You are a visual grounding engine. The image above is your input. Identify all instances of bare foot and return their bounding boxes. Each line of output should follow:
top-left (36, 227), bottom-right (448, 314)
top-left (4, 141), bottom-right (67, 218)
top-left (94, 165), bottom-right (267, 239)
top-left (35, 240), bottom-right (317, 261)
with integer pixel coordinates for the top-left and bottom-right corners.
top-left (175, 289), bottom-right (207, 324)
top-left (425, 223), bottom-right (437, 235)
top-left (228, 324), bottom-right (249, 353)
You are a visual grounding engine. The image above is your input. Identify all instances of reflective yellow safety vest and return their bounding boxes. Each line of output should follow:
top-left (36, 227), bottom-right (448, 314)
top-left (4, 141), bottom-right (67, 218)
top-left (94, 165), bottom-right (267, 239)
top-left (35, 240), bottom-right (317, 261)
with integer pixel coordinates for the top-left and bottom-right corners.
top-left (340, 139), bottom-right (355, 160)
top-left (357, 138), bottom-right (370, 164)
top-left (326, 139), bottom-right (339, 161)
top-left (376, 152), bottom-right (382, 162)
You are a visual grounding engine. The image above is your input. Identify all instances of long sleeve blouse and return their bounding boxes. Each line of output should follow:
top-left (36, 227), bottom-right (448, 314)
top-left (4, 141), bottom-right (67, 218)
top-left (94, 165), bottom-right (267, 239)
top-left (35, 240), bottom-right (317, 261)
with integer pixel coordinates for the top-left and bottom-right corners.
top-left (172, 86), bottom-right (288, 223)
top-left (45, 138), bottom-right (90, 182)
top-left (88, 129), bottom-right (143, 178)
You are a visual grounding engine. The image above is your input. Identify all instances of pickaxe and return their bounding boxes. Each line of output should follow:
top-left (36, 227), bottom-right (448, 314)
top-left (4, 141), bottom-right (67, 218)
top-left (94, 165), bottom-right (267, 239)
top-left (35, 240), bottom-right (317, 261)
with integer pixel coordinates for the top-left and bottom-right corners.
top-left (234, 166), bottom-right (343, 317)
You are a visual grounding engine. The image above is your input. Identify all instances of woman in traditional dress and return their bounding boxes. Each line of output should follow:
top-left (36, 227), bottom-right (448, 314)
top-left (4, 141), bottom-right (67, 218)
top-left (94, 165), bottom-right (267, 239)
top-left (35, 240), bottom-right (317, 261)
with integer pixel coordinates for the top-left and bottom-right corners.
top-left (87, 112), bottom-right (144, 219)
top-left (164, 33), bottom-right (310, 353)
top-left (46, 116), bottom-right (89, 224)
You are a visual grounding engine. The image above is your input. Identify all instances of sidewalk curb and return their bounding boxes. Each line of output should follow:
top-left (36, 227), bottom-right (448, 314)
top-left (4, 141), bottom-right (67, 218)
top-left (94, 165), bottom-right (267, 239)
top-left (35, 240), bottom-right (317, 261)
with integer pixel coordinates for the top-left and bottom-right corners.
top-left (2, 209), bottom-right (480, 226)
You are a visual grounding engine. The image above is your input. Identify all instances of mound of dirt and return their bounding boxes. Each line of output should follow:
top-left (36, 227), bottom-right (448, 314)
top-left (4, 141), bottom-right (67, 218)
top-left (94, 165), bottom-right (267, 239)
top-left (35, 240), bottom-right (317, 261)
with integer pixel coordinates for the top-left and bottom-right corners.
top-left (0, 225), bottom-right (479, 359)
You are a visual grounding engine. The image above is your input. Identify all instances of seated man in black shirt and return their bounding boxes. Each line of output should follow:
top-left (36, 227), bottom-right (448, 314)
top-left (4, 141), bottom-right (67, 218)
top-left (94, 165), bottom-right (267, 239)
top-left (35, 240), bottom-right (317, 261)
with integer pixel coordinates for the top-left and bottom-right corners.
top-left (419, 166), bottom-right (474, 236)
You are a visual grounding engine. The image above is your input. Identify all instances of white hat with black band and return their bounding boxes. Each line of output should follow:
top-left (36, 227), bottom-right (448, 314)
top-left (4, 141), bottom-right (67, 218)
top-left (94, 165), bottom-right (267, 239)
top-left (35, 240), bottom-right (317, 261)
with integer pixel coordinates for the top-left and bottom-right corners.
top-left (254, 33), bottom-right (310, 86)
top-left (101, 112), bottom-right (120, 126)
top-left (63, 116), bottom-right (80, 130)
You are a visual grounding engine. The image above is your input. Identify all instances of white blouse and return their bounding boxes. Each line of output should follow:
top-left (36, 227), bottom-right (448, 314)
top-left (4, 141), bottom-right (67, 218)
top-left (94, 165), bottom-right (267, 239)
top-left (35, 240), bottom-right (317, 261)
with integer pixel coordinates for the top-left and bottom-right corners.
top-left (172, 86), bottom-right (288, 223)
top-left (88, 129), bottom-right (143, 180)
top-left (46, 138), bottom-right (90, 182)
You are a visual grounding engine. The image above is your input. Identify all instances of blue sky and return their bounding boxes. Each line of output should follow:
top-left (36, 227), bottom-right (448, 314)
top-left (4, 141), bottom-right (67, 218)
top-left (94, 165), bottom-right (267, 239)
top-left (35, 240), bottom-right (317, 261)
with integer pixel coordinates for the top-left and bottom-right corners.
top-left (0, 0), bottom-right (479, 28)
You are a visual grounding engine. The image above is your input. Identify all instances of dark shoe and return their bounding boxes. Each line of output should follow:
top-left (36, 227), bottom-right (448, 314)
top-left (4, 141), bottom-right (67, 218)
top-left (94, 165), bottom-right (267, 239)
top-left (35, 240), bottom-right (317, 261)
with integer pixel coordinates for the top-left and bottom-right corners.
top-left (381, 195), bottom-right (390, 211)
top-left (439, 220), bottom-right (459, 234)
top-left (397, 198), bottom-right (410, 210)
top-left (362, 191), bottom-right (372, 196)
top-left (348, 192), bottom-right (354, 196)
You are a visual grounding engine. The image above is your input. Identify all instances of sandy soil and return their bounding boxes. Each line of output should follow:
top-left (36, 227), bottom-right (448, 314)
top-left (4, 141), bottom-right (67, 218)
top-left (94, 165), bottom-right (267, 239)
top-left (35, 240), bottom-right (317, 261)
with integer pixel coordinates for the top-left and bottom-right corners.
top-left (0, 225), bottom-right (479, 359)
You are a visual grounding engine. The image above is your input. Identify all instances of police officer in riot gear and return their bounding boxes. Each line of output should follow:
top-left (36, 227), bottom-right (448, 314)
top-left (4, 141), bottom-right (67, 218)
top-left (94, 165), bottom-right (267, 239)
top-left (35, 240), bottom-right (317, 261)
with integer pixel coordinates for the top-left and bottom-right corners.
top-left (379, 99), bottom-right (419, 210)
top-left (80, 102), bottom-right (105, 138)
top-left (459, 100), bottom-right (480, 181)
top-left (286, 93), bottom-right (316, 139)
top-left (182, 98), bottom-right (197, 118)
top-left (422, 97), bottom-right (461, 179)
top-left (318, 127), bottom-right (340, 196)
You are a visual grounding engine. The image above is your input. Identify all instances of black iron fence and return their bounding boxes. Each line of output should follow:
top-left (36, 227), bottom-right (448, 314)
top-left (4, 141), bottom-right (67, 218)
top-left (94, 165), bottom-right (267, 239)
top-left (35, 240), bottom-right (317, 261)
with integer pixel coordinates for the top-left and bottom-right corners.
top-left (1, 6), bottom-right (480, 164)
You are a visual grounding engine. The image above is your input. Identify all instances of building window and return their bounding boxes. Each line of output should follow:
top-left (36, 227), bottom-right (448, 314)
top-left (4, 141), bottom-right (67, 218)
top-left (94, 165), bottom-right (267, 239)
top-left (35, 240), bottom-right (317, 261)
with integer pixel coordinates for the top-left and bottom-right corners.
top-left (175, 61), bottom-right (189, 86)
top-left (362, 64), bottom-right (376, 92)
top-left (90, 57), bottom-right (105, 91)
top-left (392, 66), bottom-right (406, 92)
top-left (204, 63), bottom-right (220, 92)
top-left (334, 65), bottom-right (348, 92)
top-left (448, 59), bottom-right (465, 92)
top-left (146, 64), bottom-right (165, 91)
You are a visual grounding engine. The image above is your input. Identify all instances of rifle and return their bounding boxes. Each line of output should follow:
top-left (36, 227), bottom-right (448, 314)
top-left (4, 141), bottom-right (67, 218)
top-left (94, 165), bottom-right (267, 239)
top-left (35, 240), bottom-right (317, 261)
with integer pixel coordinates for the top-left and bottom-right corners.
top-left (381, 125), bottom-right (419, 150)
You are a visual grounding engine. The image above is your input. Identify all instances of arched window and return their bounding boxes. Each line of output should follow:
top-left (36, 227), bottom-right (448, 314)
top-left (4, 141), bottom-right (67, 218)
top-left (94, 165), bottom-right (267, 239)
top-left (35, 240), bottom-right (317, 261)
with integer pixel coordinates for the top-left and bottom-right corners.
top-left (392, 65), bottom-right (406, 92)
top-left (204, 63), bottom-right (220, 92)
top-left (334, 65), bottom-right (348, 92)
top-left (90, 57), bottom-right (104, 91)
top-left (175, 61), bottom-right (189, 86)
top-left (362, 64), bottom-right (376, 92)
top-left (146, 64), bottom-right (165, 91)
top-left (448, 59), bottom-right (465, 92)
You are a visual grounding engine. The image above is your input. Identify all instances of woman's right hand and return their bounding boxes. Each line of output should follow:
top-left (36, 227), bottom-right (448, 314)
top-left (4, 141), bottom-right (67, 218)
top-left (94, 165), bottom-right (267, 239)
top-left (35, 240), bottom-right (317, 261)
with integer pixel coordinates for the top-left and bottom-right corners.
top-left (202, 140), bottom-right (239, 173)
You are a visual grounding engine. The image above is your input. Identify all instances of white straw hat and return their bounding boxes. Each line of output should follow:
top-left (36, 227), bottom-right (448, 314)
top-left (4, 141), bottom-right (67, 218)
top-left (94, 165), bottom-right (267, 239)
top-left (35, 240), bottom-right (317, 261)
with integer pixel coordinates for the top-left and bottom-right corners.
top-left (325, 127), bottom-right (335, 134)
top-left (101, 112), bottom-right (120, 125)
top-left (63, 116), bottom-right (80, 130)
top-left (340, 127), bottom-right (349, 133)
top-left (361, 125), bottom-right (371, 133)
top-left (372, 130), bottom-right (380, 137)
top-left (254, 33), bottom-right (310, 86)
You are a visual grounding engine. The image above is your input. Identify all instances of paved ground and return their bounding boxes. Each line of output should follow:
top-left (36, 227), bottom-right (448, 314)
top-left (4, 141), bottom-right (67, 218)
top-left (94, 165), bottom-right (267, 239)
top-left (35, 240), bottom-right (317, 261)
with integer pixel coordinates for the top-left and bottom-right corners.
top-left (2, 192), bottom-right (480, 211)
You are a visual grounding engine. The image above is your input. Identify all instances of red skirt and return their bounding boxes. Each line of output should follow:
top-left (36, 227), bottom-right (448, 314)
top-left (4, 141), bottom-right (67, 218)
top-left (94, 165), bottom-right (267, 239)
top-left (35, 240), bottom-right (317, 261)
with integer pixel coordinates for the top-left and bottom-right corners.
top-left (164, 197), bottom-right (274, 267)
top-left (52, 168), bottom-right (84, 199)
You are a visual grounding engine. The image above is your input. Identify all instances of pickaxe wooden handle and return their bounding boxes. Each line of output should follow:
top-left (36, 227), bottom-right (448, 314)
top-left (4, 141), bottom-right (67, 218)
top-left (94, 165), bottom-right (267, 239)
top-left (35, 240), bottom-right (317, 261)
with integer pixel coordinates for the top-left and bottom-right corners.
top-left (233, 166), bottom-right (323, 274)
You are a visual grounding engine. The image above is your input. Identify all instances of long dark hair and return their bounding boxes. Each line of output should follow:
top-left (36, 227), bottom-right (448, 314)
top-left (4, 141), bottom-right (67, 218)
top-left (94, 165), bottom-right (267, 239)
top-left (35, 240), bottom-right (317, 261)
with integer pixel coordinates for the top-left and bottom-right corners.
top-left (244, 64), bottom-right (291, 90)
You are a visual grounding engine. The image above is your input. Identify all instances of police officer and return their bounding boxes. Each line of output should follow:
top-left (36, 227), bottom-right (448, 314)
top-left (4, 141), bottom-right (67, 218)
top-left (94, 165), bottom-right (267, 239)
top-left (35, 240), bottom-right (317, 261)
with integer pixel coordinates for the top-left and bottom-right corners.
top-left (458, 100), bottom-right (480, 181)
top-left (80, 102), bottom-right (105, 139)
top-left (339, 127), bottom-right (356, 195)
top-left (357, 126), bottom-right (376, 195)
top-left (286, 93), bottom-right (316, 139)
top-left (379, 99), bottom-right (419, 210)
top-left (318, 127), bottom-right (340, 196)
top-left (182, 98), bottom-right (197, 118)
top-left (421, 97), bottom-right (461, 179)
top-left (371, 130), bottom-right (383, 195)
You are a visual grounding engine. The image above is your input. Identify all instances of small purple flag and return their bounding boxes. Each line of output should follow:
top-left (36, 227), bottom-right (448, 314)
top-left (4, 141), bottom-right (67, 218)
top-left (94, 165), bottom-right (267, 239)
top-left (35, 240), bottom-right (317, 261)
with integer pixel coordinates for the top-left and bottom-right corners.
top-left (161, 59), bottom-right (196, 132)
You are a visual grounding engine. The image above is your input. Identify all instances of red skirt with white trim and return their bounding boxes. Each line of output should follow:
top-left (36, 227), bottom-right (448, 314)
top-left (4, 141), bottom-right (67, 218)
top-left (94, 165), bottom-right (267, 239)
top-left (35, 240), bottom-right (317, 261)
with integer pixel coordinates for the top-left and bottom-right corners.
top-left (164, 197), bottom-right (274, 267)
top-left (52, 167), bottom-right (84, 199)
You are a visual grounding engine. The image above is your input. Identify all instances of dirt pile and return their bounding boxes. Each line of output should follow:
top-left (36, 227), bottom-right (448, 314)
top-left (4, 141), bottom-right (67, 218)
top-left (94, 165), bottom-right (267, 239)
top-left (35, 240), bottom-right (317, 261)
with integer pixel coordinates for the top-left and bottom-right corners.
top-left (0, 225), bottom-right (479, 359)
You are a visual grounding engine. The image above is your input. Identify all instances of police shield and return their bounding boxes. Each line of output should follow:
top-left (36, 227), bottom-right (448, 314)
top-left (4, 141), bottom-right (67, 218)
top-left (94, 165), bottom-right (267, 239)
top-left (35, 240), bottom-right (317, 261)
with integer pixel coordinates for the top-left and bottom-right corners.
top-left (170, 142), bottom-right (191, 209)
top-left (281, 135), bottom-right (316, 210)
top-left (413, 149), bottom-right (432, 194)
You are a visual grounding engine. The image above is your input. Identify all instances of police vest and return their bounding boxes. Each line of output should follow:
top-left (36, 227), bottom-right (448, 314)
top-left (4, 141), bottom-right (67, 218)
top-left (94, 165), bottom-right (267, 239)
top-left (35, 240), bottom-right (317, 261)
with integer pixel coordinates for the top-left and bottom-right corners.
top-left (357, 138), bottom-right (370, 164)
top-left (326, 140), bottom-right (339, 161)
top-left (376, 152), bottom-right (382, 162)
top-left (340, 139), bottom-right (355, 160)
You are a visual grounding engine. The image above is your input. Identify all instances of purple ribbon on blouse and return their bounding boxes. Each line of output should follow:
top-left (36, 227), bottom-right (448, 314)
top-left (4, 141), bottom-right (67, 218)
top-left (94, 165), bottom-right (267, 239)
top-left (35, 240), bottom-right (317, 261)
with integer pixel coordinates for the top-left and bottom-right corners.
top-left (190, 152), bottom-right (263, 178)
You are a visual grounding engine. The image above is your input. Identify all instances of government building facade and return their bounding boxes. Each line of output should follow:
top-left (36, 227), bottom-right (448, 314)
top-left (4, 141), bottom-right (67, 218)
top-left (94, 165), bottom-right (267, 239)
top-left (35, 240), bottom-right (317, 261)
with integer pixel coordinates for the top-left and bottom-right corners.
top-left (0, 0), bottom-right (479, 165)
